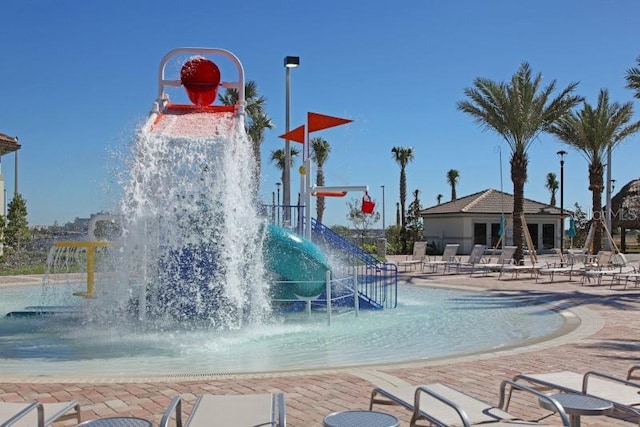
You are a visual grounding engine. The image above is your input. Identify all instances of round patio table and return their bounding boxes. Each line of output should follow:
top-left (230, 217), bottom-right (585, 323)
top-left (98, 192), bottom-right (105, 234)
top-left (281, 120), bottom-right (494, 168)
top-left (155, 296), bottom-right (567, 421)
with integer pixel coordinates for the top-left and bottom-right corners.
top-left (323, 409), bottom-right (399, 427)
top-left (539, 393), bottom-right (613, 427)
top-left (77, 417), bottom-right (153, 427)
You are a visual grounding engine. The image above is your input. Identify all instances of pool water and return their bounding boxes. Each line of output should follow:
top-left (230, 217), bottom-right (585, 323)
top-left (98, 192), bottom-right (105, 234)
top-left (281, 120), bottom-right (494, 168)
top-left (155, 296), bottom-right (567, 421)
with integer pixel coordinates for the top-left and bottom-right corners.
top-left (0, 283), bottom-right (565, 378)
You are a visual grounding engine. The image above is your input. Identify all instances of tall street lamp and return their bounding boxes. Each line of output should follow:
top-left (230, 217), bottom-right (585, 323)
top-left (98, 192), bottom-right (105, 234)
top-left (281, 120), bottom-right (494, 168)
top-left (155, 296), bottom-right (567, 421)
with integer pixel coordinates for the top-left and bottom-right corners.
top-left (606, 144), bottom-right (613, 249)
top-left (381, 185), bottom-right (386, 233)
top-left (557, 150), bottom-right (567, 255)
top-left (283, 56), bottom-right (300, 224)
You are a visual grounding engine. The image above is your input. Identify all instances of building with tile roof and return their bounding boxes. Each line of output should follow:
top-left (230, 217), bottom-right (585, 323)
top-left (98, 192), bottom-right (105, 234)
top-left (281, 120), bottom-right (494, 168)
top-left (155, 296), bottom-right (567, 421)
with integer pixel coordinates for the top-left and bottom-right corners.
top-left (0, 132), bottom-right (21, 256)
top-left (0, 133), bottom-right (21, 214)
top-left (419, 189), bottom-right (567, 254)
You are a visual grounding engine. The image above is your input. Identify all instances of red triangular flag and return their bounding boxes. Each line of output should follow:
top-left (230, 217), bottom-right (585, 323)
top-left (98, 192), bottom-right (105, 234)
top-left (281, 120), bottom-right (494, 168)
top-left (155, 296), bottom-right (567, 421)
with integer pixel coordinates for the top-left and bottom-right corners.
top-left (278, 125), bottom-right (306, 143)
top-left (307, 112), bottom-right (352, 133)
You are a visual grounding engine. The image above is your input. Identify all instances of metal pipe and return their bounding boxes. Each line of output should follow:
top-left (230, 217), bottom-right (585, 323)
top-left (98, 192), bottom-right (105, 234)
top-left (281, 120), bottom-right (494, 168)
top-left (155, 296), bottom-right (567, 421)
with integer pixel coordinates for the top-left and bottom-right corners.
top-left (326, 270), bottom-right (332, 326)
top-left (606, 145), bottom-right (613, 250)
top-left (284, 65), bottom-right (291, 222)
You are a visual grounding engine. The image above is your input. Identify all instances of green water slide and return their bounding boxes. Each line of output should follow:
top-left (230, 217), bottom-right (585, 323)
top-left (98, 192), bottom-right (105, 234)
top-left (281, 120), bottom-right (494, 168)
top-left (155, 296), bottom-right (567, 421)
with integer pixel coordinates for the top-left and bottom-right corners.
top-left (263, 224), bottom-right (331, 299)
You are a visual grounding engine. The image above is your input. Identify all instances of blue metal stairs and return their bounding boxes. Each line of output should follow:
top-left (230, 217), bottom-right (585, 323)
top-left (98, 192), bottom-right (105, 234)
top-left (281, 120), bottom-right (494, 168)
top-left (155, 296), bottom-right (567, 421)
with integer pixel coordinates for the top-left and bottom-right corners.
top-left (310, 218), bottom-right (397, 309)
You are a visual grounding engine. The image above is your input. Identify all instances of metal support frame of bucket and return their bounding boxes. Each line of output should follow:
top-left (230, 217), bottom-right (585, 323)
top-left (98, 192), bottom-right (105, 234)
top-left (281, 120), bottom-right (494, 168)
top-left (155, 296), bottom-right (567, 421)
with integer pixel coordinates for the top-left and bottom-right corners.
top-left (151, 47), bottom-right (246, 121)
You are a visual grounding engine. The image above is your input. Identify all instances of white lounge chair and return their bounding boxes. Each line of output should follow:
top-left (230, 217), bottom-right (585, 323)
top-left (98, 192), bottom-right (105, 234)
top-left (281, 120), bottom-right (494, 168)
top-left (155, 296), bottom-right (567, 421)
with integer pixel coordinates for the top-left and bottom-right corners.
top-left (512, 370), bottom-right (640, 424)
top-left (422, 244), bottom-right (460, 273)
top-left (370, 380), bottom-right (570, 426)
top-left (446, 244), bottom-right (487, 274)
top-left (474, 246), bottom-right (517, 276)
top-left (0, 400), bottom-right (81, 427)
top-left (499, 248), bottom-right (560, 280)
top-left (535, 249), bottom-right (586, 283)
top-left (397, 241), bottom-right (427, 271)
top-left (580, 251), bottom-right (618, 285)
top-left (160, 393), bottom-right (286, 427)
top-left (581, 252), bottom-right (637, 286)
top-left (536, 262), bottom-right (583, 283)
top-left (612, 260), bottom-right (640, 289)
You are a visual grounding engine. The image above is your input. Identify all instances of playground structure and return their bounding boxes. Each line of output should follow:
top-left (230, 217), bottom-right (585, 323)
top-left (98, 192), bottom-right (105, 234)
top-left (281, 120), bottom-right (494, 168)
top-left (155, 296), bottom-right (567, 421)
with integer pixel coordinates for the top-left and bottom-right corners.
top-left (47, 214), bottom-right (115, 298)
top-left (143, 47), bottom-right (396, 314)
top-left (29, 48), bottom-right (397, 325)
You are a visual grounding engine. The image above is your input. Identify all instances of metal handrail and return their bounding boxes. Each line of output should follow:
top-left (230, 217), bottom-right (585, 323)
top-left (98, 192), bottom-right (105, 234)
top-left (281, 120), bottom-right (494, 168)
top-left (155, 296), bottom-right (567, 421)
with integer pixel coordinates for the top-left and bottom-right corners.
top-left (310, 218), bottom-right (397, 309)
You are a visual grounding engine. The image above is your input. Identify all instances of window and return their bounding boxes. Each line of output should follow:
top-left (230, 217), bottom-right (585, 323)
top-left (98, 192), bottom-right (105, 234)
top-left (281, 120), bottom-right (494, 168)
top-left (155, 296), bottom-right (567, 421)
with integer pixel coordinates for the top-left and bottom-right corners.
top-left (527, 223), bottom-right (539, 250)
top-left (474, 223), bottom-right (487, 245)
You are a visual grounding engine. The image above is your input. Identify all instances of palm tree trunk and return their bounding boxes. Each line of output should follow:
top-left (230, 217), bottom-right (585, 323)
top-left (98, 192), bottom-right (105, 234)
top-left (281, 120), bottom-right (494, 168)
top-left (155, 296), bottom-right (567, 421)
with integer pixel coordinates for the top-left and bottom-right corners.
top-left (511, 151), bottom-right (528, 263)
top-left (317, 169), bottom-right (325, 223)
top-left (589, 164), bottom-right (604, 253)
top-left (400, 167), bottom-right (408, 253)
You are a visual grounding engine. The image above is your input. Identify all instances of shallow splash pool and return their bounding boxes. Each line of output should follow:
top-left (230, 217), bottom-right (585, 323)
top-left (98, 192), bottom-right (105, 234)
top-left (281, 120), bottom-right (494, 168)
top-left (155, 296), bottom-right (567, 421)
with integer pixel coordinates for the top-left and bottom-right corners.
top-left (0, 283), bottom-right (566, 379)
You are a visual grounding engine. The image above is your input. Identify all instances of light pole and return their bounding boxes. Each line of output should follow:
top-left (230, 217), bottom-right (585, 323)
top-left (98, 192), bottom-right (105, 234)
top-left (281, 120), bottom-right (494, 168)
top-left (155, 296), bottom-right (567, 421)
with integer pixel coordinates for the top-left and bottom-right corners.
top-left (557, 150), bottom-right (567, 255)
top-left (271, 191), bottom-right (275, 223)
top-left (283, 56), bottom-right (299, 224)
top-left (276, 182), bottom-right (281, 226)
top-left (381, 185), bottom-right (386, 233)
top-left (606, 144), bottom-right (613, 250)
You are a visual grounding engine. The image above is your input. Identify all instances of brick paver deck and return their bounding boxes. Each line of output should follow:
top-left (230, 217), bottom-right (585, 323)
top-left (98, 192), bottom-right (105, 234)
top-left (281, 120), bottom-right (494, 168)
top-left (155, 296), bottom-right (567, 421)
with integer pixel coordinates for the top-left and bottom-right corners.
top-left (1, 255), bottom-right (639, 426)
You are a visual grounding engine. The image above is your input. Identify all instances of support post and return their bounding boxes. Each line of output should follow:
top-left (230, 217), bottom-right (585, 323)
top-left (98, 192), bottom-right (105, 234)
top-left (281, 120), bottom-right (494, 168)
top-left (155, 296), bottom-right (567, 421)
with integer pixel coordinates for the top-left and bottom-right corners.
top-left (326, 270), bottom-right (332, 326)
top-left (353, 268), bottom-right (359, 317)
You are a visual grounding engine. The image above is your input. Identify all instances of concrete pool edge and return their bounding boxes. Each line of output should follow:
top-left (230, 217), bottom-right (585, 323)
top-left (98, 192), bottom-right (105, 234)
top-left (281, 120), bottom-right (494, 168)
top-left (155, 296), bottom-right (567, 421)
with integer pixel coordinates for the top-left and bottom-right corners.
top-left (0, 282), bottom-right (602, 384)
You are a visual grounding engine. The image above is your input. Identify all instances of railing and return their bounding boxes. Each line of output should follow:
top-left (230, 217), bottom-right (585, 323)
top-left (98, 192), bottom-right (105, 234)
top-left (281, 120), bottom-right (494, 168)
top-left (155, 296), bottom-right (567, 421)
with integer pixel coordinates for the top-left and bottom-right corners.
top-left (261, 205), bottom-right (398, 309)
top-left (310, 218), bottom-right (397, 309)
top-left (262, 204), bottom-right (304, 234)
top-left (271, 273), bottom-right (361, 325)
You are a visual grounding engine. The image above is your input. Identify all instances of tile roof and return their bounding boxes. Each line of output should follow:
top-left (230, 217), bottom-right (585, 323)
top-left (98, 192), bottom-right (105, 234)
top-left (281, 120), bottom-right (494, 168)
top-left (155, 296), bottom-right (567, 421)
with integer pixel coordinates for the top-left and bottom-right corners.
top-left (420, 188), bottom-right (564, 216)
top-left (0, 133), bottom-right (20, 155)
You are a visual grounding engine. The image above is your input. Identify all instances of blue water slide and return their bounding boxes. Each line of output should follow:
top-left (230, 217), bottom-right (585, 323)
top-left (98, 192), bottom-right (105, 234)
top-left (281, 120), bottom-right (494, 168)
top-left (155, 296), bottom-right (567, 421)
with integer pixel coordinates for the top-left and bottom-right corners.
top-left (263, 224), bottom-right (330, 299)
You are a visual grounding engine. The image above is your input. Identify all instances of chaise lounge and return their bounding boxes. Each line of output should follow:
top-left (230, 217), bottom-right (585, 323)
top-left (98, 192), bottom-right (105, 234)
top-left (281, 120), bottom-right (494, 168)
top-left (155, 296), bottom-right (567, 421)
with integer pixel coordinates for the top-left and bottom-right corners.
top-left (446, 244), bottom-right (487, 274)
top-left (0, 400), bottom-right (81, 427)
top-left (473, 246), bottom-right (517, 276)
top-left (422, 243), bottom-right (460, 273)
top-left (511, 369), bottom-right (640, 425)
top-left (370, 380), bottom-right (570, 426)
top-left (397, 241), bottom-right (428, 271)
top-left (160, 393), bottom-right (286, 427)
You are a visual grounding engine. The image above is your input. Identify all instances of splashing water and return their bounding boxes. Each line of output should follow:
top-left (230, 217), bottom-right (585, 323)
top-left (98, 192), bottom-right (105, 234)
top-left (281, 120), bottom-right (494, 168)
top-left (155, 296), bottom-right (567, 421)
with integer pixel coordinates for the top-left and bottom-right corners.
top-left (100, 114), bottom-right (270, 329)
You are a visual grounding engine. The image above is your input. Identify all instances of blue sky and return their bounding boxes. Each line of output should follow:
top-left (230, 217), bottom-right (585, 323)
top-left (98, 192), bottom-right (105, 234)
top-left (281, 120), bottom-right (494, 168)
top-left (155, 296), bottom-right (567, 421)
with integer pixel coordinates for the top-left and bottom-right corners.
top-left (1, 1), bottom-right (639, 227)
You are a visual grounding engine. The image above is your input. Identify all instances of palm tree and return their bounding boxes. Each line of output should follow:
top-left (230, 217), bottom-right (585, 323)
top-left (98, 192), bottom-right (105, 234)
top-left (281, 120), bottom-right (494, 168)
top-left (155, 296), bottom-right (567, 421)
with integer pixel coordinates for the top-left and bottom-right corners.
top-left (437, 194), bottom-right (443, 205)
top-left (549, 89), bottom-right (640, 253)
top-left (457, 62), bottom-right (582, 262)
top-left (311, 137), bottom-right (331, 223)
top-left (446, 169), bottom-right (460, 201)
top-left (270, 147), bottom-right (301, 189)
top-left (626, 56), bottom-right (640, 99)
top-left (545, 172), bottom-right (559, 206)
top-left (219, 81), bottom-right (273, 181)
top-left (391, 146), bottom-right (414, 253)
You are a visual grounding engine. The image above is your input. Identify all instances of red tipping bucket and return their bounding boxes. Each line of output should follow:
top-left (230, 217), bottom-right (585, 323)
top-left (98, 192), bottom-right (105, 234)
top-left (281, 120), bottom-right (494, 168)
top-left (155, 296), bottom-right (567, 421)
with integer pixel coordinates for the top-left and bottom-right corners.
top-left (180, 57), bottom-right (221, 107)
top-left (361, 193), bottom-right (375, 214)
